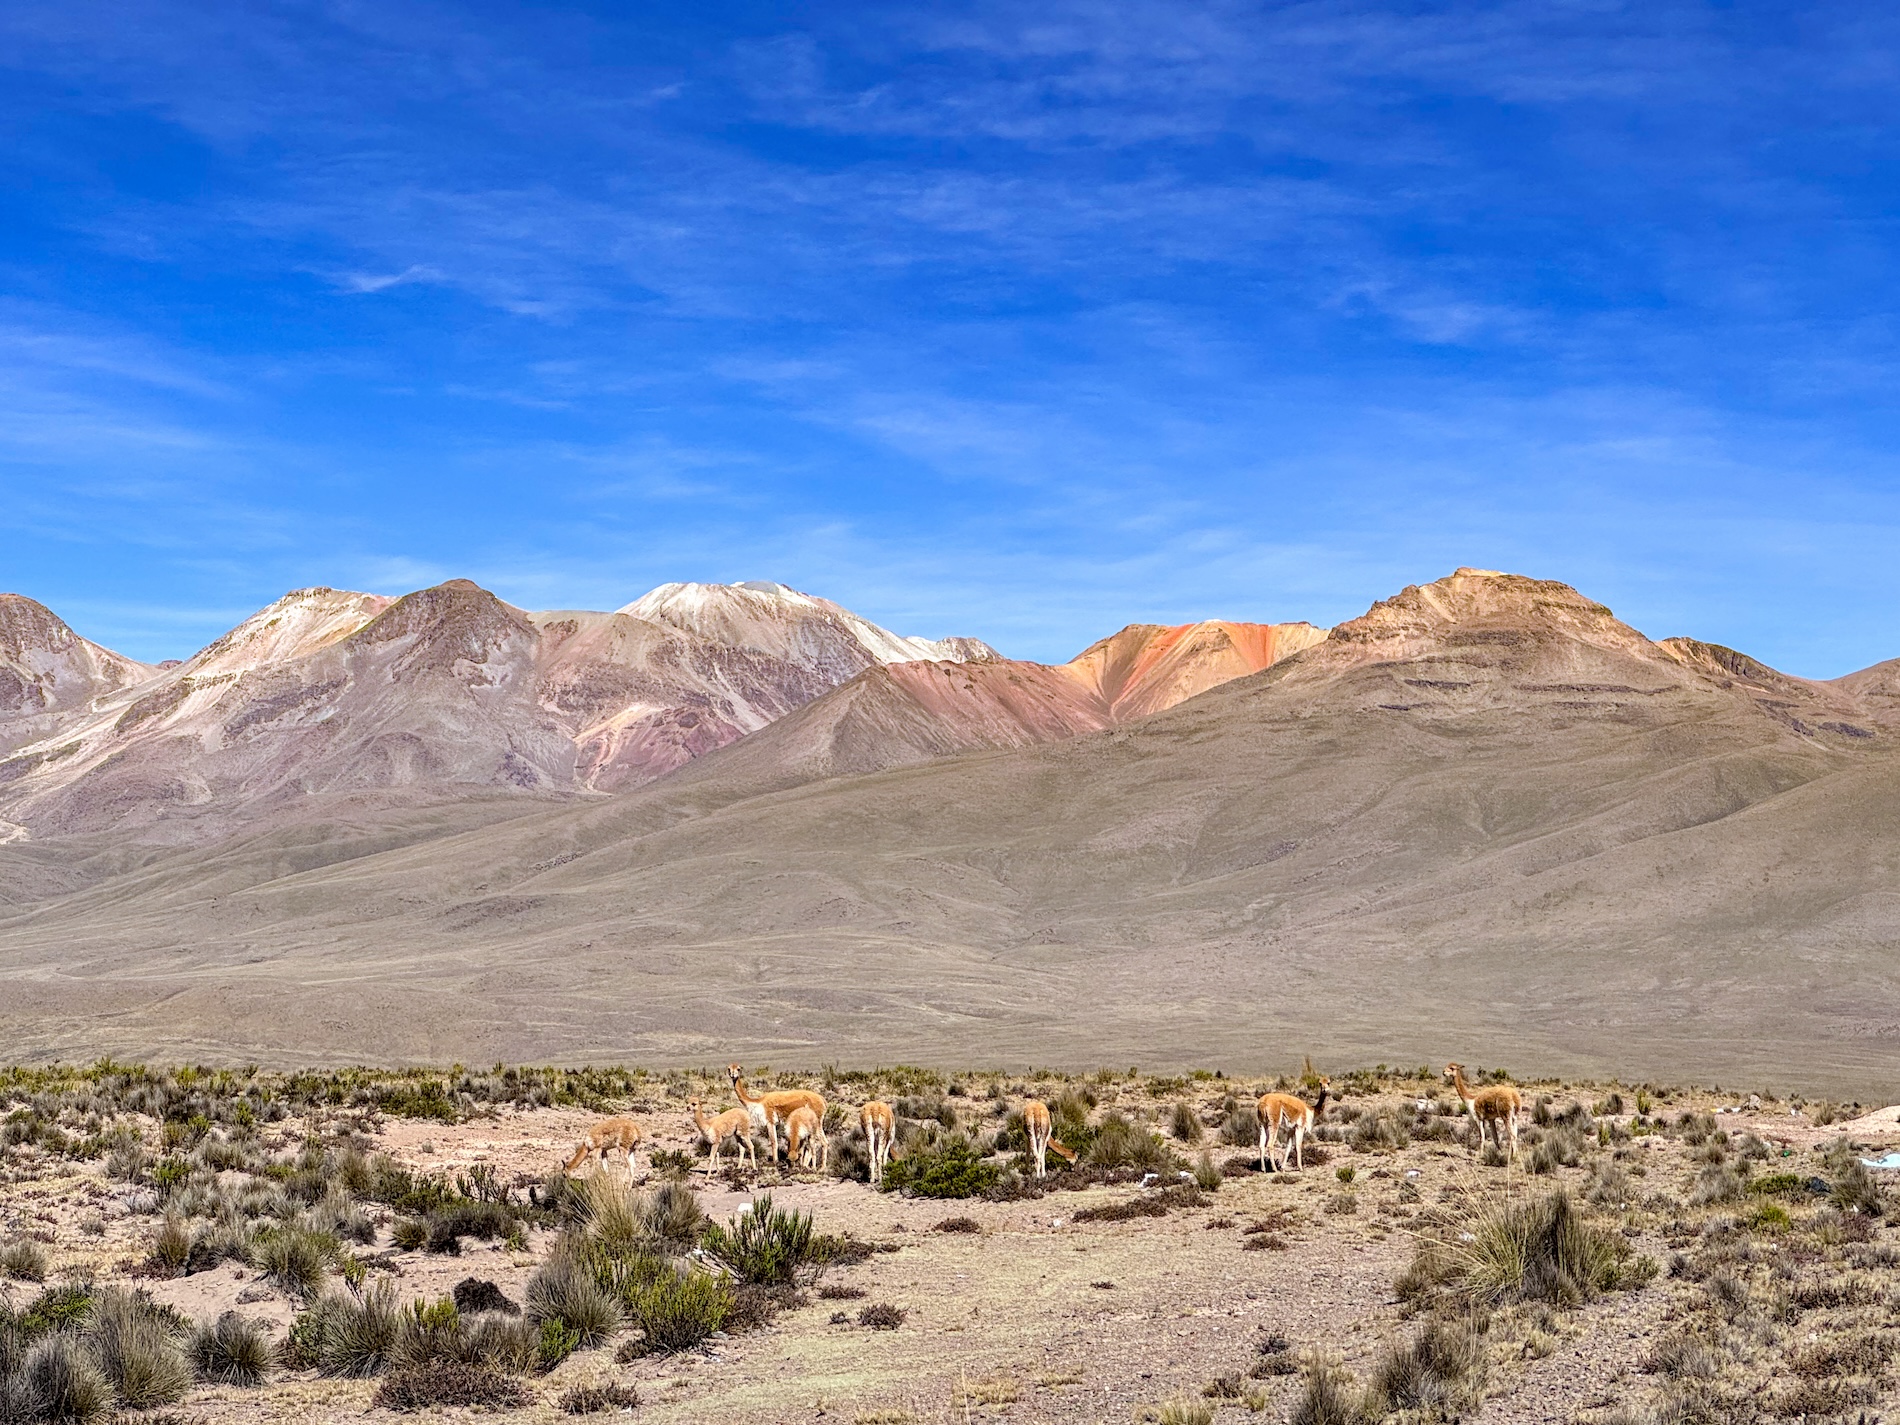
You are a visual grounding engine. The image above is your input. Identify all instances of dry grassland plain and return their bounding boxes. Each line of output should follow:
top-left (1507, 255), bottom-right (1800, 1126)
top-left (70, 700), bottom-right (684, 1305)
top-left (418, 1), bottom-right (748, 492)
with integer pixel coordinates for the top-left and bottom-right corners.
top-left (2, 1060), bottom-right (1899, 1424)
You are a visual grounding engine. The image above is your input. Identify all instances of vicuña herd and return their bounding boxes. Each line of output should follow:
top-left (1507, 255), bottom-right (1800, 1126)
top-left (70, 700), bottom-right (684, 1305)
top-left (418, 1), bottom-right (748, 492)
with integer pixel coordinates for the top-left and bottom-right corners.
top-left (562, 1061), bottom-right (1525, 1183)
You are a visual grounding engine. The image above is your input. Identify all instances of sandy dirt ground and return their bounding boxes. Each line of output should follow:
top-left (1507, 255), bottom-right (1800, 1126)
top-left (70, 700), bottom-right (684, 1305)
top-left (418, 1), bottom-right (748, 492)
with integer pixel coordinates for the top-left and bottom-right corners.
top-left (5, 1080), bottom-right (1900, 1423)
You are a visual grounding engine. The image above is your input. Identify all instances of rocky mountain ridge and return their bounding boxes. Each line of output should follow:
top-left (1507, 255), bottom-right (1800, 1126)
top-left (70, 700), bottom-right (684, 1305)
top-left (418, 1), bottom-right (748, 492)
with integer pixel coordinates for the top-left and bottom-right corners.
top-left (2, 567), bottom-right (1896, 1085)
top-left (0, 578), bottom-right (1008, 838)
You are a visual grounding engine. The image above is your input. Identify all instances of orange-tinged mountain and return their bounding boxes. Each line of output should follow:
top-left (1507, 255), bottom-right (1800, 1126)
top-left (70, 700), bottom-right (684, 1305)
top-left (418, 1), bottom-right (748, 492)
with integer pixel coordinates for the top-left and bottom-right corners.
top-left (659, 616), bottom-right (1328, 794)
top-left (1058, 619), bottom-right (1326, 720)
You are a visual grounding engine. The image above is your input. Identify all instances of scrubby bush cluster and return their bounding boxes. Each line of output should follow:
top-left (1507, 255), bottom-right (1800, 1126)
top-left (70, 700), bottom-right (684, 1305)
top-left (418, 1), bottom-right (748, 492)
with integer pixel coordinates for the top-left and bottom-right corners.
top-left (0, 1282), bottom-right (267, 1423)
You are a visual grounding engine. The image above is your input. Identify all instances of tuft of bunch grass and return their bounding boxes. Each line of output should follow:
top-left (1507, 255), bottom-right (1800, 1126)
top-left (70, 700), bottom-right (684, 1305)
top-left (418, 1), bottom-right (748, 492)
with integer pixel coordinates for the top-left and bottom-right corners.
top-left (1190, 1152), bottom-right (1222, 1193)
top-left (89, 1286), bottom-right (192, 1409)
top-left (1168, 1102), bottom-right (1203, 1144)
top-left (525, 1252), bottom-right (621, 1347)
top-left (1824, 1143), bottom-right (1889, 1218)
top-left (424, 1200), bottom-right (514, 1255)
top-left (303, 1282), bottom-right (402, 1377)
top-left (1365, 1314), bottom-right (1485, 1414)
top-left (570, 1173), bottom-right (699, 1258)
top-left (251, 1223), bottom-right (338, 1298)
top-left (644, 1181), bottom-right (705, 1248)
top-left (149, 1215), bottom-right (192, 1275)
top-left (1399, 1187), bottom-right (1651, 1309)
top-left (1150, 1399), bottom-right (1214, 1425)
top-left (20, 1333), bottom-right (115, 1425)
top-left (459, 1312), bottom-right (540, 1374)
top-left (1287, 1352), bottom-right (1371, 1425)
top-left (857, 1302), bottom-right (906, 1330)
top-left (0, 1238), bottom-right (48, 1283)
top-left (189, 1311), bottom-right (274, 1386)
top-left (1083, 1112), bottom-right (1176, 1171)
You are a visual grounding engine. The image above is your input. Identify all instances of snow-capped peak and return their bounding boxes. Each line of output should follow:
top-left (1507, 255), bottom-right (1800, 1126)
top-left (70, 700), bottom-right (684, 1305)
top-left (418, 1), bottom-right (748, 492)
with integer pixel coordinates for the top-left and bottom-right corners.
top-left (618, 581), bottom-right (991, 669)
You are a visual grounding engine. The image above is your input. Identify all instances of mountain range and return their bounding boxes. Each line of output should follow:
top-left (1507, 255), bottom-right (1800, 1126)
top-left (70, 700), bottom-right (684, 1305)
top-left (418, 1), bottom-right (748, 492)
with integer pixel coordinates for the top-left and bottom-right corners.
top-left (1, 568), bottom-right (1896, 1092)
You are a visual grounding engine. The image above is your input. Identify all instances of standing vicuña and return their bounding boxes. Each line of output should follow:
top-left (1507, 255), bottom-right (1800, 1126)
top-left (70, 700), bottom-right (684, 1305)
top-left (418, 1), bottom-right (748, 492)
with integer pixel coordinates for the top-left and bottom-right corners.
top-left (689, 1099), bottom-right (756, 1177)
top-left (860, 1100), bottom-right (896, 1185)
top-left (1023, 1100), bottom-right (1077, 1178)
top-left (728, 1064), bottom-right (827, 1164)
top-left (1445, 1062), bottom-right (1521, 1160)
top-left (1256, 1078), bottom-right (1329, 1172)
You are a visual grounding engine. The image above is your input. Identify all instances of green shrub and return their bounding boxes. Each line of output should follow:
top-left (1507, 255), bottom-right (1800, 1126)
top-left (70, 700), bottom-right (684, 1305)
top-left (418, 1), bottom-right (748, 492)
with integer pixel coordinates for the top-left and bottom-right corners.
top-left (390, 1218), bottom-right (428, 1251)
top-left (189, 1311), bottom-right (274, 1386)
top-left (89, 1286), bottom-right (192, 1408)
top-left (880, 1138), bottom-right (999, 1198)
top-left (1748, 1172), bottom-right (1805, 1198)
top-left (1744, 1201), bottom-right (1791, 1234)
top-left (17, 1284), bottom-right (95, 1338)
top-left (535, 1319), bottom-right (582, 1372)
top-left (701, 1195), bottom-right (819, 1286)
top-left (626, 1266), bottom-right (733, 1353)
top-left (391, 1295), bottom-right (462, 1369)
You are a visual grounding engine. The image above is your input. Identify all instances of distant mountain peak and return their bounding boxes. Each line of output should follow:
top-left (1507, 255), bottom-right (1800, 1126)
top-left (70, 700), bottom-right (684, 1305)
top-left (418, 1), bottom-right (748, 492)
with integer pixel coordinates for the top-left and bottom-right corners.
top-left (1061, 618), bottom-right (1327, 720)
top-left (620, 579), bottom-right (993, 669)
top-left (1328, 569), bottom-right (1627, 648)
top-left (0, 594), bottom-right (153, 749)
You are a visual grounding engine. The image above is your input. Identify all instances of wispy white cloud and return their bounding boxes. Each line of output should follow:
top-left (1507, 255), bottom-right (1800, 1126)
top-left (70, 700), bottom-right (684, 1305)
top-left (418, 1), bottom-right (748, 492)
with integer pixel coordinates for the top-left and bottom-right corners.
top-left (331, 263), bottom-right (443, 294)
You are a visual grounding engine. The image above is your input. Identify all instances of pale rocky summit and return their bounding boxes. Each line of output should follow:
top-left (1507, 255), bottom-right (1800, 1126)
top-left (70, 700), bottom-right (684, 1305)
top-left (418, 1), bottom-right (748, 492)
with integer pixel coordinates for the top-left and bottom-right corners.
top-left (0, 594), bottom-right (154, 755)
top-left (0, 577), bottom-right (1000, 838)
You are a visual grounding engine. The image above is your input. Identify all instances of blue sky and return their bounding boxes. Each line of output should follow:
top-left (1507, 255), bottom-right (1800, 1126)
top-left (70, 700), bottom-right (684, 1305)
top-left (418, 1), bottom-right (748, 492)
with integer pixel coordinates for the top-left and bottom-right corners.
top-left (3, 1), bottom-right (1898, 673)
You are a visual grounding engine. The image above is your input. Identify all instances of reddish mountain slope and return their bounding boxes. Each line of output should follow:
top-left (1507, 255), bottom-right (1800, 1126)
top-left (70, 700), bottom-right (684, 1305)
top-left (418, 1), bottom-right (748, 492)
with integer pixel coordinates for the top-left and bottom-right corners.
top-left (666, 616), bottom-right (1330, 791)
top-left (1058, 619), bottom-right (1326, 719)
